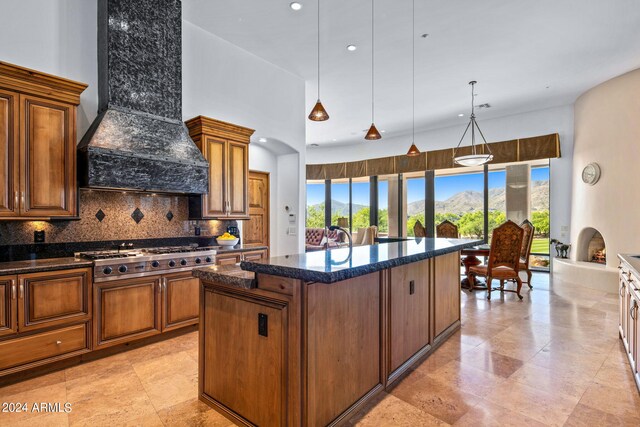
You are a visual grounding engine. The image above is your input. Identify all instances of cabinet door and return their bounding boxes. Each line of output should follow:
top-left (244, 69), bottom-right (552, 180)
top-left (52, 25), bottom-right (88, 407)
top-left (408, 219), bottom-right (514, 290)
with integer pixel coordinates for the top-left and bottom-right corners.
top-left (0, 275), bottom-right (18, 338)
top-left (624, 282), bottom-right (632, 353)
top-left (202, 290), bottom-right (285, 427)
top-left (389, 259), bottom-right (430, 372)
top-left (94, 277), bottom-right (161, 349)
top-left (19, 95), bottom-right (76, 217)
top-left (215, 253), bottom-right (241, 266)
top-left (0, 90), bottom-right (19, 217)
top-left (202, 136), bottom-right (227, 218)
top-left (619, 271), bottom-right (627, 341)
top-left (227, 141), bottom-right (249, 218)
top-left (634, 296), bottom-right (640, 375)
top-left (434, 251), bottom-right (461, 338)
top-left (162, 272), bottom-right (199, 332)
top-left (242, 250), bottom-right (267, 263)
top-left (18, 268), bottom-right (91, 333)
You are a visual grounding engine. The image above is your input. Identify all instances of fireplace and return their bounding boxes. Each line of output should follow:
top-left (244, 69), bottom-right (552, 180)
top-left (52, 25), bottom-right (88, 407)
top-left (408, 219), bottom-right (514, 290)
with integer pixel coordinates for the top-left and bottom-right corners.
top-left (576, 227), bottom-right (606, 264)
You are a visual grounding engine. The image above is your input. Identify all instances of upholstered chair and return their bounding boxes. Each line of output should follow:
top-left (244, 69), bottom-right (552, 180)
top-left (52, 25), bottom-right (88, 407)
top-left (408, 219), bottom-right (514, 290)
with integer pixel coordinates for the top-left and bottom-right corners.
top-left (518, 220), bottom-right (535, 289)
top-left (413, 220), bottom-right (427, 237)
top-left (468, 220), bottom-right (525, 300)
top-left (436, 220), bottom-right (459, 239)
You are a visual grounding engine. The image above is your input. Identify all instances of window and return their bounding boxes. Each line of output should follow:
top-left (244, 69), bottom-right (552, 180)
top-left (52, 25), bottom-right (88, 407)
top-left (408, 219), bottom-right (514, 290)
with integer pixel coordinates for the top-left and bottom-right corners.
top-left (330, 179), bottom-right (350, 228)
top-left (377, 174), bottom-right (400, 237)
top-left (405, 172), bottom-right (426, 237)
top-left (305, 180), bottom-right (325, 228)
top-left (351, 177), bottom-right (371, 232)
top-left (434, 168), bottom-right (485, 239)
top-left (530, 164), bottom-right (550, 269)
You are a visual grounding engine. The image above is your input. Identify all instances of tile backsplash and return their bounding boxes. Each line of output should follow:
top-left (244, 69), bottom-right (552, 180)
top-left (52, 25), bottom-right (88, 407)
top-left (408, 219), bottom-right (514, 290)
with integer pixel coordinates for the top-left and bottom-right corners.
top-left (0, 190), bottom-right (233, 246)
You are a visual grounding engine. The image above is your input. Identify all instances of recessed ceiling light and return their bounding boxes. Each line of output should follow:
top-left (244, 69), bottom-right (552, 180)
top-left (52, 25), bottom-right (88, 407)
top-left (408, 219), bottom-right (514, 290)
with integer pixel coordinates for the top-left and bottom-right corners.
top-left (290, 2), bottom-right (302, 11)
top-left (458, 113), bottom-right (464, 117)
top-left (258, 137), bottom-right (267, 143)
top-left (381, 130), bottom-right (386, 133)
top-left (346, 44), bottom-right (357, 52)
top-left (310, 143), bottom-right (319, 147)
top-left (332, 138), bottom-right (337, 141)
top-left (421, 33), bottom-right (429, 38)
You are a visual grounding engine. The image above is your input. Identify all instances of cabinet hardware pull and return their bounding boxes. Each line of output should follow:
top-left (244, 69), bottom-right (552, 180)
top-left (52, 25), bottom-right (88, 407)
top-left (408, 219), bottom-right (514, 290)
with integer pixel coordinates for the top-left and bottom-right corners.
top-left (409, 280), bottom-right (415, 295)
top-left (14, 191), bottom-right (18, 209)
top-left (163, 278), bottom-right (167, 291)
top-left (18, 282), bottom-right (24, 299)
top-left (21, 191), bottom-right (24, 206)
top-left (618, 265), bottom-right (623, 270)
top-left (11, 281), bottom-right (16, 300)
top-left (56, 340), bottom-right (62, 345)
top-left (620, 286), bottom-right (625, 297)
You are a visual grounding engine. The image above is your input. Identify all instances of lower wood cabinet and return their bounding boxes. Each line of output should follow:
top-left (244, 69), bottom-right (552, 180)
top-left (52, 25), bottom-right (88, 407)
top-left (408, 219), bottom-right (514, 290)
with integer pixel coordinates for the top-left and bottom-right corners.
top-left (389, 260), bottom-right (430, 373)
top-left (202, 290), bottom-right (286, 427)
top-left (242, 249), bottom-right (267, 262)
top-left (0, 268), bottom-right (92, 377)
top-left (0, 276), bottom-right (17, 338)
top-left (433, 252), bottom-right (461, 338)
top-left (162, 272), bottom-right (200, 332)
top-left (215, 253), bottom-right (241, 265)
top-left (0, 323), bottom-right (89, 372)
top-left (94, 276), bottom-right (162, 349)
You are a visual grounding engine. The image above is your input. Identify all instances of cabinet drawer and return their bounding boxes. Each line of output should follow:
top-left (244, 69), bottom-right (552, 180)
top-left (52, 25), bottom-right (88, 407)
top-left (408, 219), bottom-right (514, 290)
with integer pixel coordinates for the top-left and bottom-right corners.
top-left (0, 323), bottom-right (88, 371)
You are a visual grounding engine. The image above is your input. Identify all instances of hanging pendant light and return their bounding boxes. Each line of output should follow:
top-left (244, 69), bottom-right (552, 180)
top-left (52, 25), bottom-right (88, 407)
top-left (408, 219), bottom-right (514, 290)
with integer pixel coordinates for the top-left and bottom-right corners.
top-left (452, 81), bottom-right (493, 166)
top-left (308, 0), bottom-right (329, 121)
top-left (406, 0), bottom-right (420, 157)
top-left (365, 0), bottom-right (381, 140)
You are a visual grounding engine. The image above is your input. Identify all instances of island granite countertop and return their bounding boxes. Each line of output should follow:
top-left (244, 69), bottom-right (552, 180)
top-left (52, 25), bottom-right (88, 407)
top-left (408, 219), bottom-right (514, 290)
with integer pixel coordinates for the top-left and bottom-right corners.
top-left (193, 264), bottom-right (256, 289)
top-left (239, 238), bottom-right (480, 284)
top-left (0, 257), bottom-right (95, 275)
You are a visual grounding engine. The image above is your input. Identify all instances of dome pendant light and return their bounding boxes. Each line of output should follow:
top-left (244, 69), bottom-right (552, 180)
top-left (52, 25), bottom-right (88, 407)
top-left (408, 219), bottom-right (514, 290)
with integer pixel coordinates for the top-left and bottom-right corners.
top-left (308, 0), bottom-right (329, 121)
top-left (365, 0), bottom-right (381, 140)
top-left (406, 0), bottom-right (420, 157)
top-left (452, 81), bottom-right (493, 166)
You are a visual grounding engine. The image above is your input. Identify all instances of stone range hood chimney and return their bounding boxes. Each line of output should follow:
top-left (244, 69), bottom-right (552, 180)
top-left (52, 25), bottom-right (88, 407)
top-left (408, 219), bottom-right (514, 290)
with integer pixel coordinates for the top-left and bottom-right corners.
top-left (78, 0), bottom-right (209, 194)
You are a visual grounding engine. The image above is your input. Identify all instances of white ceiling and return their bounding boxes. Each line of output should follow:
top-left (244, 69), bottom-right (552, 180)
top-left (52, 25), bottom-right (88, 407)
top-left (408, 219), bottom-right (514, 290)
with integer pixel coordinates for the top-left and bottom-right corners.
top-left (183, 0), bottom-right (640, 147)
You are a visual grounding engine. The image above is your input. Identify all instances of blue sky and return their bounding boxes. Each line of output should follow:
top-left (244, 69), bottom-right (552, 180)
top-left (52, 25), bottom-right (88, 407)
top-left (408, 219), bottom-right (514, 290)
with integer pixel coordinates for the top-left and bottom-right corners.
top-left (307, 166), bottom-right (550, 205)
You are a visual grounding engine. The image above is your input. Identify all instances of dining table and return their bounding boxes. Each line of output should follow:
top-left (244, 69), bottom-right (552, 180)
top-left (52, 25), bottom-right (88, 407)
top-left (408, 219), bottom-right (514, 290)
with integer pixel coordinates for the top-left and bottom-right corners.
top-left (460, 246), bottom-right (490, 290)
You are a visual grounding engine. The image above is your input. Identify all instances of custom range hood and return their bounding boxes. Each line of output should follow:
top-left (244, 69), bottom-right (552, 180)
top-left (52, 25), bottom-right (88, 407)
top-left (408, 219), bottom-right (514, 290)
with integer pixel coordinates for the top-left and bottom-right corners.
top-left (78, 0), bottom-right (208, 194)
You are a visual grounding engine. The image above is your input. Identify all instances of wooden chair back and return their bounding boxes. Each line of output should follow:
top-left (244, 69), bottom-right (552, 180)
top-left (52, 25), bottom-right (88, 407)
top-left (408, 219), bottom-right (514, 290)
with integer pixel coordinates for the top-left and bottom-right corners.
top-left (487, 220), bottom-right (524, 273)
top-left (436, 220), bottom-right (459, 238)
top-left (413, 220), bottom-right (427, 237)
top-left (519, 219), bottom-right (535, 267)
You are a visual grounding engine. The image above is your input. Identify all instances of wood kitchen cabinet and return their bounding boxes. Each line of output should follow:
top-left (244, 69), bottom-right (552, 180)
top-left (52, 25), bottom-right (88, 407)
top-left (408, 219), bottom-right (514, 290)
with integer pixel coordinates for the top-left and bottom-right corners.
top-left (241, 249), bottom-right (267, 263)
top-left (389, 259), bottom-right (430, 374)
top-left (0, 62), bottom-right (86, 220)
top-left (215, 253), bottom-right (242, 265)
top-left (433, 251), bottom-right (462, 339)
top-left (202, 289), bottom-right (286, 427)
top-left (186, 116), bottom-right (254, 220)
top-left (94, 276), bottom-right (162, 349)
top-left (162, 271), bottom-right (200, 332)
top-left (0, 268), bottom-right (92, 376)
top-left (0, 275), bottom-right (17, 338)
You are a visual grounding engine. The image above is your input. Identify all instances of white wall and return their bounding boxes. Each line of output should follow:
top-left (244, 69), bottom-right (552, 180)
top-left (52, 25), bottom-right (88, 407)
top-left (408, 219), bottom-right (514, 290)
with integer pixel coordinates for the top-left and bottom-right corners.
top-left (571, 68), bottom-right (640, 268)
top-left (0, 1), bottom-right (308, 255)
top-left (182, 21), bottom-right (307, 255)
top-left (307, 105), bottom-right (574, 242)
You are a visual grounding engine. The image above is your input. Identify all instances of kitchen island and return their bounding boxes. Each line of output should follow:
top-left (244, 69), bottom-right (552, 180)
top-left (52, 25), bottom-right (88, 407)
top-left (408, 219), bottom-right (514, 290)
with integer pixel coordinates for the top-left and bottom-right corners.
top-left (193, 238), bottom-right (479, 427)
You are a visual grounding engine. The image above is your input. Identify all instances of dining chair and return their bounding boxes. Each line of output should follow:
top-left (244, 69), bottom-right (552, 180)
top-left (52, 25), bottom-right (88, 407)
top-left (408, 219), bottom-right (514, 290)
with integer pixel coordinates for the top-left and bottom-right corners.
top-left (468, 220), bottom-right (525, 300)
top-left (518, 219), bottom-right (535, 289)
top-left (436, 220), bottom-right (459, 238)
top-left (413, 220), bottom-right (427, 237)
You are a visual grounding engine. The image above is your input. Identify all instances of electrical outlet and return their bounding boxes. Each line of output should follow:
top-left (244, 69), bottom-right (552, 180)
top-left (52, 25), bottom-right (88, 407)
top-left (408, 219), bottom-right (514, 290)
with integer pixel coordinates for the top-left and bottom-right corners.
top-left (34, 230), bottom-right (45, 243)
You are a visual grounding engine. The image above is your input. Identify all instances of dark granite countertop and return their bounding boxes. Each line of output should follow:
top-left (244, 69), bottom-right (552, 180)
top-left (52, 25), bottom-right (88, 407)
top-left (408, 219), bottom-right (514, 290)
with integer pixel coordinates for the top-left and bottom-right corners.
top-left (0, 257), bottom-right (94, 275)
top-left (193, 264), bottom-right (256, 289)
top-left (241, 238), bottom-right (481, 284)
top-left (214, 245), bottom-right (268, 253)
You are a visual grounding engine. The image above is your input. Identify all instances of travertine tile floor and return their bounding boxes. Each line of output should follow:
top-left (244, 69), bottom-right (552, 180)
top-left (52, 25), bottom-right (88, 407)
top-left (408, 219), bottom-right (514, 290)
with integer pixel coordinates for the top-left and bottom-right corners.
top-left (1, 273), bottom-right (639, 426)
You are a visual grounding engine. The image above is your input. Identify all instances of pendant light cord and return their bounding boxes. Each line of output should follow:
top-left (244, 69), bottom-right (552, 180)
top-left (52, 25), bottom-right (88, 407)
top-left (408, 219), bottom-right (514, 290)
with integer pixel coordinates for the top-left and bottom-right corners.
top-left (412, 0), bottom-right (415, 142)
top-left (371, 0), bottom-right (375, 122)
top-left (317, 0), bottom-right (321, 98)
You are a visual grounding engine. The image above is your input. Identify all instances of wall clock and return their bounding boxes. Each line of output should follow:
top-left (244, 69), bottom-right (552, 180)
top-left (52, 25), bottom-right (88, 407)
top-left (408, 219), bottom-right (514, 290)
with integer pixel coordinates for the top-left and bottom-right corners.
top-left (581, 162), bottom-right (601, 185)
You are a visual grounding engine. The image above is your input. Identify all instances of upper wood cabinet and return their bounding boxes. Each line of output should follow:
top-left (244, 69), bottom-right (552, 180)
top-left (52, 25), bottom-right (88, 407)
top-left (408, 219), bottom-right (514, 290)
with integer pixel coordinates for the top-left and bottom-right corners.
top-left (0, 61), bottom-right (87, 220)
top-left (185, 116), bottom-right (254, 220)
